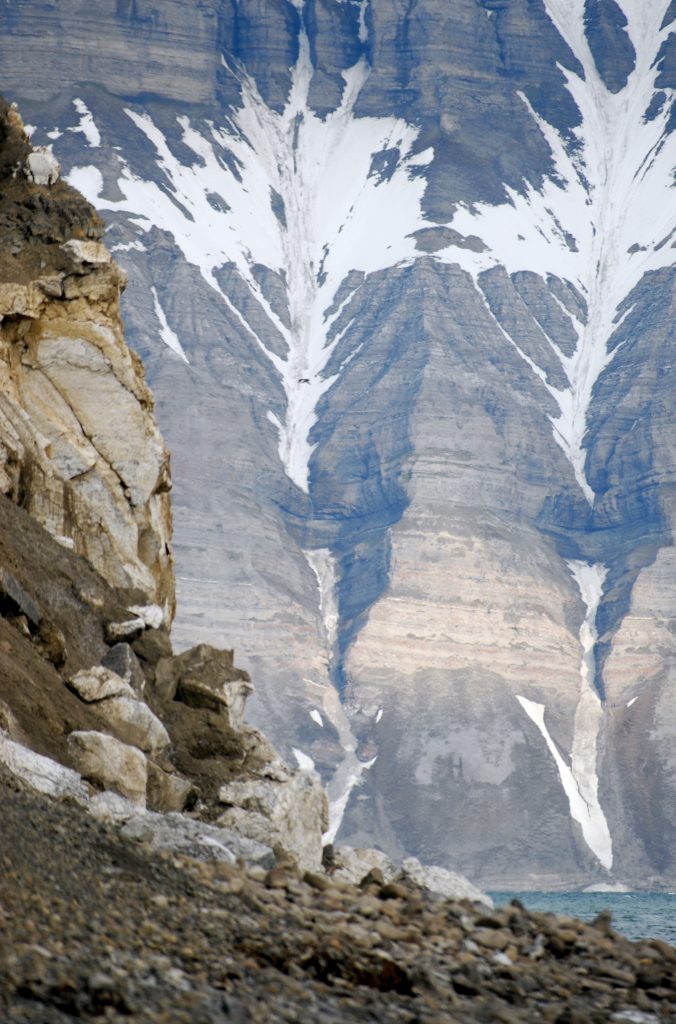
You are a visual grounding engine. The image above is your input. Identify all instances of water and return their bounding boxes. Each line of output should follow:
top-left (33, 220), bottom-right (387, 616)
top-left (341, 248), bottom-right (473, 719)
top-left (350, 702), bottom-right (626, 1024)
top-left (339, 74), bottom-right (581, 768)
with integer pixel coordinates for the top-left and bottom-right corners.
top-left (489, 891), bottom-right (676, 944)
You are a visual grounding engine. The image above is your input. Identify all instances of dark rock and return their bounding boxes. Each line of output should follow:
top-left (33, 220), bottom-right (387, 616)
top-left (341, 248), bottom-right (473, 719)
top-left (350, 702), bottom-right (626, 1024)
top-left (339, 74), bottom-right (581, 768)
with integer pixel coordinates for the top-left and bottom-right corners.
top-left (131, 627), bottom-right (172, 665)
top-left (102, 643), bottom-right (146, 697)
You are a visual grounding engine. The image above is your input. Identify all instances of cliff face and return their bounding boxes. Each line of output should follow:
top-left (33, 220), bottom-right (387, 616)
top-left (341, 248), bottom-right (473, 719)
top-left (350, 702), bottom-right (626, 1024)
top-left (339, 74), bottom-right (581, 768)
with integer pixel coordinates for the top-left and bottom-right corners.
top-left (4, 0), bottom-right (675, 886)
top-left (0, 97), bottom-right (173, 618)
top-left (0, 101), bottom-right (328, 873)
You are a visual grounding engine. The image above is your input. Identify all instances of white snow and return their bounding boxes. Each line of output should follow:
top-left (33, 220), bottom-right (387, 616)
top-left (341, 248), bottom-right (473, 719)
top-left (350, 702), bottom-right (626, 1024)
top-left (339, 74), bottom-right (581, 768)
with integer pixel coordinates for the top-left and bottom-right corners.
top-left (515, 558), bottom-right (613, 870)
top-left (439, 0), bottom-right (676, 504)
top-left (309, 709), bottom-right (324, 727)
top-left (516, 694), bottom-right (612, 870)
top-left (111, 239), bottom-right (147, 253)
top-left (626, 696), bottom-right (638, 708)
top-left (66, 18), bottom-right (430, 491)
top-left (304, 677), bottom-right (376, 843)
top-left (305, 548), bottom-right (340, 660)
top-left (69, 98), bottom-right (101, 147)
top-left (375, 707), bottom-right (383, 723)
top-left (151, 286), bottom-right (190, 364)
top-left (292, 747), bottom-right (316, 773)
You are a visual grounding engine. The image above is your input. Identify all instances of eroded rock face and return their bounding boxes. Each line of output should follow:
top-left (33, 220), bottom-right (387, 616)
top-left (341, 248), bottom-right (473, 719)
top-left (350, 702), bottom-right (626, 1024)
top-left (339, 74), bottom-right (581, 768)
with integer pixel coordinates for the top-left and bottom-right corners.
top-left (218, 762), bottom-right (328, 873)
top-left (0, 98), bottom-right (173, 620)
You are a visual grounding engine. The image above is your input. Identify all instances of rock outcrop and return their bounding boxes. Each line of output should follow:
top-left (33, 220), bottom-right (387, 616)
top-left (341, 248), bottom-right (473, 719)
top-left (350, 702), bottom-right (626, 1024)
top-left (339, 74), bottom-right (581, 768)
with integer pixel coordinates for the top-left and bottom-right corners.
top-left (0, 97), bottom-right (173, 618)
top-left (0, 100), bottom-right (329, 875)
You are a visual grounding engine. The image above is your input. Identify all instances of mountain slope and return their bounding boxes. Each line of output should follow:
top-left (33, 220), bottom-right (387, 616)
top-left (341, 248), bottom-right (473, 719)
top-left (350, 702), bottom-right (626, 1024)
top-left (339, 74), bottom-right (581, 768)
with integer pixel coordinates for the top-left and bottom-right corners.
top-left (5, 0), bottom-right (675, 885)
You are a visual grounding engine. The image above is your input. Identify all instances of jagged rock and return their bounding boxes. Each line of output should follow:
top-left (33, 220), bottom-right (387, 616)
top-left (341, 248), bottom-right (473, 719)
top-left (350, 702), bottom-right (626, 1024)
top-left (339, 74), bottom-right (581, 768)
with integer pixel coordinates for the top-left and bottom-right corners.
top-left (67, 665), bottom-right (135, 703)
top-left (217, 764), bottom-right (328, 872)
top-left (66, 730), bottom-right (147, 806)
top-left (0, 568), bottom-right (41, 627)
top-left (146, 761), bottom-right (194, 813)
top-left (60, 239), bottom-right (109, 265)
top-left (101, 643), bottom-right (145, 697)
top-left (169, 644), bottom-right (252, 729)
top-left (105, 619), bottom-right (145, 644)
top-left (128, 603), bottom-right (164, 630)
top-left (399, 857), bottom-right (493, 907)
top-left (1, 731), bottom-right (89, 802)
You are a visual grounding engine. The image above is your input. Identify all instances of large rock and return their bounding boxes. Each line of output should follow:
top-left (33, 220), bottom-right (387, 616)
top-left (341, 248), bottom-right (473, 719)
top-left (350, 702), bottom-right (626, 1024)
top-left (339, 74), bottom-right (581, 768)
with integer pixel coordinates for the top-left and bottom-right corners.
top-left (165, 644), bottom-right (253, 729)
top-left (66, 730), bottom-right (147, 806)
top-left (218, 763), bottom-right (328, 873)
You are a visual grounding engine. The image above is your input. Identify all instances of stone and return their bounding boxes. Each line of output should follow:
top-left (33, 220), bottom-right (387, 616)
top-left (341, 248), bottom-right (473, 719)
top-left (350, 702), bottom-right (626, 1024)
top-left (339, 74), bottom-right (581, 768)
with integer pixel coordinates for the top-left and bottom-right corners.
top-left (67, 665), bottom-right (136, 703)
top-left (146, 762), bottom-right (194, 813)
top-left (66, 730), bottom-right (147, 806)
top-left (0, 731), bottom-right (89, 803)
top-left (399, 858), bottom-right (493, 907)
top-left (218, 765), bottom-right (328, 873)
top-left (61, 239), bottom-right (110, 265)
top-left (92, 695), bottom-right (170, 755)
top-left (101, 644), bottom-right (145, 697)
top-left (0, 568), bottom-right (41, 627)
top-left (105, 619), bottom-right (145, 644)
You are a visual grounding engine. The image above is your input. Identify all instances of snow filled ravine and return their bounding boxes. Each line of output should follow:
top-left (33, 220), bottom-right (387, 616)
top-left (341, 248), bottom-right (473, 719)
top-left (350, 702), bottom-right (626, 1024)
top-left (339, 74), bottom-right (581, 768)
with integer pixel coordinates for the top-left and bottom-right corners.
top-left (440, 0), bottom-right (675, 505)
top-left (67, 14), bottom-right (432, 493)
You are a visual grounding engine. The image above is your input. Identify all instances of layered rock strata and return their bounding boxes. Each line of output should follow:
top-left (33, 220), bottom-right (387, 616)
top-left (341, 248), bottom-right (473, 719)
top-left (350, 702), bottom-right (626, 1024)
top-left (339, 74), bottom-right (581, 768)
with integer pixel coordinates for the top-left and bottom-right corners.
top-left (0, 97), bottom-right (173, 617)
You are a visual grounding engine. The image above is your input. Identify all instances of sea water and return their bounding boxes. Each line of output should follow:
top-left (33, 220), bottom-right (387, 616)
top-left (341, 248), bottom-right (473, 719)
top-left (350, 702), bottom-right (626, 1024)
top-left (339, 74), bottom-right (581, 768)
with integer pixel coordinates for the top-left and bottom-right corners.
top-left (489, 892), bottom-right (676, 944)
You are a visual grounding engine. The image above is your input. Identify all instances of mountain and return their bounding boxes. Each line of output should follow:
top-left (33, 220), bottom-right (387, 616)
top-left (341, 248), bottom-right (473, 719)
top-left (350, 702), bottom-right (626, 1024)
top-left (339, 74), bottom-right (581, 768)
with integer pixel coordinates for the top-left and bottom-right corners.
top-left (4, 0), bottom-right (675, 887)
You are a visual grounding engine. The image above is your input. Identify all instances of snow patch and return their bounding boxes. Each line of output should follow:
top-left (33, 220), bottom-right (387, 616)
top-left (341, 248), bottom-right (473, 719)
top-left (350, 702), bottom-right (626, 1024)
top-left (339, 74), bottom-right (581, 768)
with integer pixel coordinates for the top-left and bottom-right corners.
top-left (292, 747), bottom-right (316, 773)
top-left (151, 287), bottom-right (190, 364)
top-left (516, 560), bottom-right (613, 869)
top-left (626, 696), bottom-right (638, 707)
top-left (516, 695), bottom-right (612, 870)
top-left (69, 98), bottom-right (101, 147)
top-left (375, 707), bottom-right (383, 723)
top-left (309, 709), bottom-right (324, 727)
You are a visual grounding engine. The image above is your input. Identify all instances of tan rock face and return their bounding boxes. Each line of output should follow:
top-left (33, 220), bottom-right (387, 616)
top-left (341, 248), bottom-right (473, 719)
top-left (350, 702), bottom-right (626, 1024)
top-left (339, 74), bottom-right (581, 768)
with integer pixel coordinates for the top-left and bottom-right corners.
top-left (0, 100), bottom-right (174, 621)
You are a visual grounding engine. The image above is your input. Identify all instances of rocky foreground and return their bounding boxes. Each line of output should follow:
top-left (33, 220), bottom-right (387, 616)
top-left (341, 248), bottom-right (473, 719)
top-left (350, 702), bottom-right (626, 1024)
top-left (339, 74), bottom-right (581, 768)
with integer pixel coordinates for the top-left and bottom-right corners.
top-left (1, 769), bottom-right (675, 1024)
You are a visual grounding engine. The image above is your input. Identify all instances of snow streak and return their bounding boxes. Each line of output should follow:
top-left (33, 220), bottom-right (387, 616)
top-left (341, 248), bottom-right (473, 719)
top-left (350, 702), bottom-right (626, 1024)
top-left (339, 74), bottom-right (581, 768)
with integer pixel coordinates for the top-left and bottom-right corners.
top-left (67, 16), bottom-right (431, 492)
top-left (441, 0), bottom-right (675, 504)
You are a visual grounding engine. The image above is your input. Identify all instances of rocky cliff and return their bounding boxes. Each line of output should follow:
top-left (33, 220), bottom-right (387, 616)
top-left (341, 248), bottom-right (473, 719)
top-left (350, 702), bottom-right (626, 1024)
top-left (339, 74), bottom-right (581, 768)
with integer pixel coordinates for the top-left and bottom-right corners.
top-left (4, 0), bottom-right (675, 887)
top-left (0, 100), bottom-right (329, 875)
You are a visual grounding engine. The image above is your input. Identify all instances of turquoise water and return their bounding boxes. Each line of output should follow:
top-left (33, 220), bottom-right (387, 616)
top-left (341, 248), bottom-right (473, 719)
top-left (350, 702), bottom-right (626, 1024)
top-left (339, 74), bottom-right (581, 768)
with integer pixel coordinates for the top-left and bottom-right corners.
top-left (489, 891), bottom-right (676, 944)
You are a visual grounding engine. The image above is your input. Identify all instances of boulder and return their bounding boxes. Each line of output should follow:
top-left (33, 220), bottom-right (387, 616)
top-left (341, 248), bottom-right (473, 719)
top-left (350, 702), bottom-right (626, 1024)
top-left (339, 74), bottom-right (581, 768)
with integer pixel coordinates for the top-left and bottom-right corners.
top-left (146, 761), bottom-right (195, 812)
top-left (92, 696), bottom-right (170, 755)
top-left (218, 764), bottom-right (328, 872)
top-left (119, 812), bottom-right (275, 867)
top-left (399, 857), bottom-right (493, 907)
top-left (66, 730), bottom-right (147, 806)
top-left (67, 665), bottom-right (135, 703)
top-left (168, 644), bottom-right (253, 729)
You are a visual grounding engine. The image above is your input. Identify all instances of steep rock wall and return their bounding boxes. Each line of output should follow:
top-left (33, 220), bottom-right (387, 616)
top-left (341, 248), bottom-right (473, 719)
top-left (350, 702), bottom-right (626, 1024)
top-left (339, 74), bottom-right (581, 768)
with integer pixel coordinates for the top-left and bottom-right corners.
top-left (0, 99), bottom-right (174, 617)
